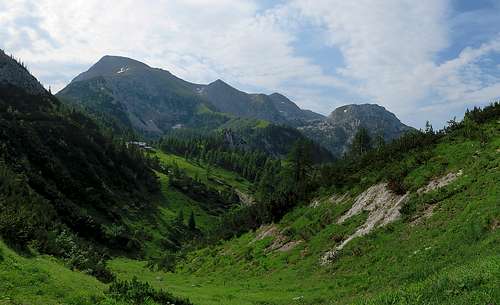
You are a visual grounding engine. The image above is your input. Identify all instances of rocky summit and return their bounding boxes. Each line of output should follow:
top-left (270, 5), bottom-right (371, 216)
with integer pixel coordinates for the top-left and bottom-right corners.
top-left (299, 104), bottom-right (414, 156)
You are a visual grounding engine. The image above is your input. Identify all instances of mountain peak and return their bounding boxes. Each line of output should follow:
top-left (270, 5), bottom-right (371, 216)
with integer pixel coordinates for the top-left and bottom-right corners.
top-left (73, 55), bottom-right (150, 82)
top-left (300, 103), bottom-right (413, 156)
top-left (206, 78), bottom-right (247, 95)
top-left (269, 92), bottom-right (286, 98)
top-left (328, 103), bottom-right (399, 123)
top-left (97, 55), bottom-right (150, 68)
top-left (209, 79), bottom-right (233, 88)
top-left (0, 50), bottom-right (46, 95)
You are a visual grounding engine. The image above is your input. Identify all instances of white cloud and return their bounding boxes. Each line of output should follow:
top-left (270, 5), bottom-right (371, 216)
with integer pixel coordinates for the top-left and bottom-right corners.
top-left (0, 0), bottom-right (341, 107)
top-left (291, 0), bottom-right (500, 126)
top-left (292, 1), bottom-right (450, 111)
top-left (1, 0), bottom-right (500, 127)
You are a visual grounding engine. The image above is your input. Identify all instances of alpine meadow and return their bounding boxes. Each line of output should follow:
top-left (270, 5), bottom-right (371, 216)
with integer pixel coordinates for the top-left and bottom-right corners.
top-left (0, 1), bottom-right (499, 305)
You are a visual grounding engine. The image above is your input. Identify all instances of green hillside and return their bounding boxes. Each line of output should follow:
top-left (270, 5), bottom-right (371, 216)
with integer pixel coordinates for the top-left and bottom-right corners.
top-left (0, 51), bottom-right (246, 305)
top-left (153, 150), bottom-right (251, 193)
top-left (135, 150), bottom-right (252, 257)
top-left (107, 109), bottom-right (500, 304)
top-left (0, 241), bottom-right (105, 305)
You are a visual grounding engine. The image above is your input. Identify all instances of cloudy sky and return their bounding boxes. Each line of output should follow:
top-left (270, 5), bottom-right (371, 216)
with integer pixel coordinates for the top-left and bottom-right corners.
top-left (1, 0), bottom-right (500, 128)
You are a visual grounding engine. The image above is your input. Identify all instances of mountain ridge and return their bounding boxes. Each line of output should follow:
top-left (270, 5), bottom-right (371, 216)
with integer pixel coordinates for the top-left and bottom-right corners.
top-left (58, 55), bottom-right (210, 134)
top-left (58, 55), bottom-right (325, 129)
top-left (57, 55), bottom-right (413, 157)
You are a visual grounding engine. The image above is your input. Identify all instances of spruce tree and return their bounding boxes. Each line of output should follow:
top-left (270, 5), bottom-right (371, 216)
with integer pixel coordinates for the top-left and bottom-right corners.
top-left (288, 139), bottom-right (312, 183)
top-left (188, 211), bottom-right (196, 231)
top-left (350, 127), bottom-right (372, 157)
top-left (175, 209), bottom-right (184, 227)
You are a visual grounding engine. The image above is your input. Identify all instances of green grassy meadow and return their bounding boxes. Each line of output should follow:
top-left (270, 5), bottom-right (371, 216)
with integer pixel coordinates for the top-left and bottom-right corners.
top-left (152, 150), bottom-right (252, 193)
top-left (0, 241), bottom-right (105, 305)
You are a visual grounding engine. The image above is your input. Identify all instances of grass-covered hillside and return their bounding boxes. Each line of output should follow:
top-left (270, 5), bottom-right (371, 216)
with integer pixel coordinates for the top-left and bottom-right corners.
top-left (136, 149), bottom-right (252, 257)
top-left (0, 240), bottom-right (104, 304)
top-left (108, 108), bottom-right (500, 305)
top-left (0, 54), bottom-right (160, 280)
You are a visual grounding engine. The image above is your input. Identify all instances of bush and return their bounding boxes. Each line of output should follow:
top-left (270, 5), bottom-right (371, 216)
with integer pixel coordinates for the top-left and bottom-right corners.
top-left (386, 165), bottom-right (408, 195)
top-left (48, 229), bottom-right (115, 282)
top-left (387, 178), bottom-right (407, 195)
top-left (146, 252), bottom-right (178, 273)
top-left (107, 277), bottom-right (193, 305)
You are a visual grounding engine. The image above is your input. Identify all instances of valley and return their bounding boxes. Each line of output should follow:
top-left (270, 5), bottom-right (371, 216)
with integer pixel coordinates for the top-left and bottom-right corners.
top-left (112, 121), bottom-right (500, 305)
top-left (0, 47), bottom-right (499, 305)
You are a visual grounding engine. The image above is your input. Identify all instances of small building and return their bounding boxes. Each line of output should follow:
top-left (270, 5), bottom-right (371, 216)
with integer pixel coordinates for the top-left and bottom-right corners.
top-left (126, 141), bottom-right (155, 151)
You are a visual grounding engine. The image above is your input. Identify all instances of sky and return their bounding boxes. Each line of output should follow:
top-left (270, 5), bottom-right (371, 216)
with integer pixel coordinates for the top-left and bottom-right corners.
top-left (1, 0), bottom-right (500, 128)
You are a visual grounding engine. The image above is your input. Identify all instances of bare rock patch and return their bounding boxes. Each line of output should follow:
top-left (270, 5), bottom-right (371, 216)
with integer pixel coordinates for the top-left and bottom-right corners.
top-left (321, 183), bottom-right (409, 264)
top-left (321, 170), bottom-right (464, 264)
top-left (251, 224), bottom-right (302, 253)
top-left (417, 170), bottom-right (463, 194)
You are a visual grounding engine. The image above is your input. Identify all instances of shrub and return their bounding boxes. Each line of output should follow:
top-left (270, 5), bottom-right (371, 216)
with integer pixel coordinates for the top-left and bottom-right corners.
top-left (107, 277), bottom-right (194, 305)
top-left (146, 252), bottom-right (178, 273)
top-left (49, 229), bottom-right (115, 282)
top-left (387, 178), bottom-right (407, 195)
top-left (386, 166), bottom-right (408, 195)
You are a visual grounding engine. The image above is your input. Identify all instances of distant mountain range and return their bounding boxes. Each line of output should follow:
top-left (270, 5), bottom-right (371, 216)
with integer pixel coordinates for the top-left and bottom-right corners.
top-left (57, 56), bottom-right (322, 132)
top-left (57, 55), bottom-right (413, 156)
top-left (299, 104), bottom-right (415, 156)
top-left (194, 79), bottom-right (324, 125)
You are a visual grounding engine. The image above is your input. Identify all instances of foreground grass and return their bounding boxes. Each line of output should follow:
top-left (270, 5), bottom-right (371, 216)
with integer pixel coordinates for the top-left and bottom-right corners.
top-left (0, 242), bottom-right (105, 305)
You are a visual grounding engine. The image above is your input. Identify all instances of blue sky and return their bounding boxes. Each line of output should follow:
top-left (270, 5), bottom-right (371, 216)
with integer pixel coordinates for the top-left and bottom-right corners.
top-left (1, 0), bottom-right (500, 128)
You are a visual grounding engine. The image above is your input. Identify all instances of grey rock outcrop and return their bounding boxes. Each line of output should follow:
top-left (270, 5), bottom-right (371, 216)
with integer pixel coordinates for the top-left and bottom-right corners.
top-left (299, 104), bottom-right (414, 156)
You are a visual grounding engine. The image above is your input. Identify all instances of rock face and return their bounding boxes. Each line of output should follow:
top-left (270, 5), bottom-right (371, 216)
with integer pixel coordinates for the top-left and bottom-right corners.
top-left (251, 224), bottom-right (302, 253)
top-left (0, 50), bottom-right (46, 95)
top-left (299, 104), bottom-right (414, 157)
top-left (417, 170), bottom-right (463, 194)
